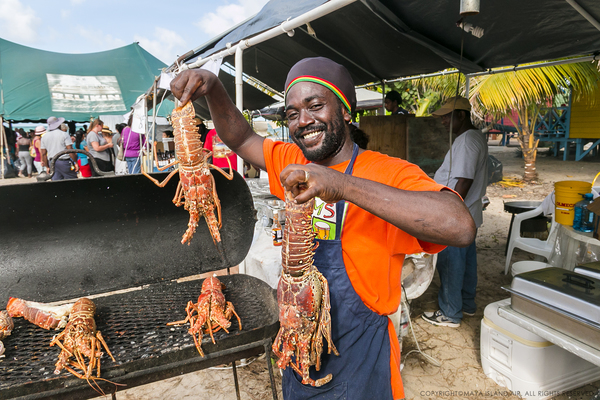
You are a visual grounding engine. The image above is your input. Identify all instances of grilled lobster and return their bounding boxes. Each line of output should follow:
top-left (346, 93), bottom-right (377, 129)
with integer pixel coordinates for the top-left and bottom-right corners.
top-left (167, 276), bottom-right (242, 357)
top-left (0, 310), bottom-right (13, 356)
top-left (272, 191), bottom-right (339, 387)
top-left (7, 297), bottom-right (73, 330)
top-left (142, 101), bottom-right (234, 247)
top-left (50, 298), bottom-right (115, 389)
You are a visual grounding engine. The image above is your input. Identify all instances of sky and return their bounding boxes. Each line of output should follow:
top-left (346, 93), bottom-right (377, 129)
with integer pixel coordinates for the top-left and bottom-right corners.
top-left (0, 0), bottom-right (270, 65)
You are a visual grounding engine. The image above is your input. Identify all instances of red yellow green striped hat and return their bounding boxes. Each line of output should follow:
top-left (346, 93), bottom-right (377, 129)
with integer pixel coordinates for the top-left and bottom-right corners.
top-left (284, 57), bottom-right (356, 113)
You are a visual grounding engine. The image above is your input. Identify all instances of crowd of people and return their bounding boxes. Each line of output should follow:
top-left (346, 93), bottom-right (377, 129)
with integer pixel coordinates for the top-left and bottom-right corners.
top-left (1, 116), bottom-right (146, 181)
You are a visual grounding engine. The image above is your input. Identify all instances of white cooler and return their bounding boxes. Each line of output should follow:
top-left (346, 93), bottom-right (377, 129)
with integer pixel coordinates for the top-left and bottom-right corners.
top-left (481, 298), bottom-right (600, 400)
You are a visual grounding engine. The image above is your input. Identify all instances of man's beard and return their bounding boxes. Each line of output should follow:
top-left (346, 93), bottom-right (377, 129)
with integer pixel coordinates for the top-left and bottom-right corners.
top-left (292, 108), bottom-right (346, 162)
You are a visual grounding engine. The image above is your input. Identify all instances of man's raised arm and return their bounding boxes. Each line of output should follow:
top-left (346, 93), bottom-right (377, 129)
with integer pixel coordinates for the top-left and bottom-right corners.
top-left (170, 69), bottom-right (267, 171)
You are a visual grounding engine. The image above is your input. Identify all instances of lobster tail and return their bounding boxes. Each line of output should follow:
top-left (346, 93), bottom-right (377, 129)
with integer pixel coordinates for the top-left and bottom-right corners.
top-left (6, 297), bottom-right (72, 330)
top-left (282, 196), bottom-right (316, 277)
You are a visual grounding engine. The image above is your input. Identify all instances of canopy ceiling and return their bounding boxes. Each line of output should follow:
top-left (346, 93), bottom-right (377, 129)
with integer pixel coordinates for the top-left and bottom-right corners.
top-left (178, 0), bottom-right (600, 111)
top-left (0, 38), bottom-right (173, 122)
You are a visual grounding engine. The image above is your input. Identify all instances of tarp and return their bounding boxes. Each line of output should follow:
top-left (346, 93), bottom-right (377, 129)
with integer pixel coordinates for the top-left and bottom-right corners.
top-left (179, 0), bottom-right (600, 111)
top-left (0, 38), bottom-right (173, 121)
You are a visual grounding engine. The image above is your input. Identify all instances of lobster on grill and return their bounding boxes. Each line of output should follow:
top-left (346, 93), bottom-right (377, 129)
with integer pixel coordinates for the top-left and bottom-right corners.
top-left (168, 276), bottom-right (242, 357)
top-left (50, 298), bottom-right (115, 393)
top-left (0, 310), bottom-right (13, 357)
top-left (142, 101), bottom-right (234, 248)
top-left (7, 297), bottom-right (73, 330)
top-left (272, 191), bottom-right (339, 387)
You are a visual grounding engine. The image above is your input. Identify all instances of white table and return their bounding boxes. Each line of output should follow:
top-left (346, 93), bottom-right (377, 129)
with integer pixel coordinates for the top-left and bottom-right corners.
top-left (548, 224), bottom-right (600, 271)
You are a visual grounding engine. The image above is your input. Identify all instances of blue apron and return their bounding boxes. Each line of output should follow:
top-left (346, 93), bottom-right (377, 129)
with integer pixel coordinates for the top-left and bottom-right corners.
top-left (283, 144), bottom-right (394, 400)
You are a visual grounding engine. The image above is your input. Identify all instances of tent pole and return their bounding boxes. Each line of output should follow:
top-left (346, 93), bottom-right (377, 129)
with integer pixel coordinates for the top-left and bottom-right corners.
top-left (235, 46), bottom-right (245, 173)
top-left (152, 82), bottom-right (157, 172)
top-left (0, 116), bottom-right (5, 179)
top-left (381, 81), bottom-right (386, 116)
top-left (464, 74), bottom-right (470, 98)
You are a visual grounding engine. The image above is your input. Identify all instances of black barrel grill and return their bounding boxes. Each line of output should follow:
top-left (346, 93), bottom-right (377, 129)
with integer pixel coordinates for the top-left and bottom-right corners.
top-left (0, 172), bottom-right (279, 399)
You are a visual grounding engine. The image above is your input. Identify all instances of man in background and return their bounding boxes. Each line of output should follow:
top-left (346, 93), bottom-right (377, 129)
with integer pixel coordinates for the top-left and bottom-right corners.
top-left (423, 96), bottom-right (488, 328)
top-left (41, 116), bottom-right (78, 180)
top-left (384, 90), bottom-right (409, 115)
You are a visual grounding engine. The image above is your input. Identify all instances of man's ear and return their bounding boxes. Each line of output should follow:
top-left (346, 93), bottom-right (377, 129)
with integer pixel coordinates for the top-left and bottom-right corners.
top-left (342, 107), bottom-right (352, 123)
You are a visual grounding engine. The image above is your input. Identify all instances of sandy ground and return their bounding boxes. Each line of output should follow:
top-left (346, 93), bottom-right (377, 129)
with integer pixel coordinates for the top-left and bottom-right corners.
top-left (2, 141), bottom-right (600, 399)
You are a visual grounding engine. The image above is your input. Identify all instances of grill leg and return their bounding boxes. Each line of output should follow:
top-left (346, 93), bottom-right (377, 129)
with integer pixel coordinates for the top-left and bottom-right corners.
top-left (264, 339), bottom-right (279, 400)
top-left (232, 360), bottom-right (241, 400)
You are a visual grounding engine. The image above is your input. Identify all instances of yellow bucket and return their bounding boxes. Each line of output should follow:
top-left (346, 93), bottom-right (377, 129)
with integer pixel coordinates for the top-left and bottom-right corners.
top-left (554, 180), bottom-right (592, 225)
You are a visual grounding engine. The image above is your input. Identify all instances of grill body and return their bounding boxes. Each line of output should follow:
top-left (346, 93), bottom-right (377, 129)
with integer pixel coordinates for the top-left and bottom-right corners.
top-left (0, 172), bottom-right (279, 399)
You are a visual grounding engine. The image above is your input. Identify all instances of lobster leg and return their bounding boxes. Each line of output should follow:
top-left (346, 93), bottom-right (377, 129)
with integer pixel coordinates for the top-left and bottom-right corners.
top-left (96, 332), bottom-right (115, 362)
top-left (142, 167), bottom-right (180, 188)
top-left (172, 180), bottom-right (184, 206)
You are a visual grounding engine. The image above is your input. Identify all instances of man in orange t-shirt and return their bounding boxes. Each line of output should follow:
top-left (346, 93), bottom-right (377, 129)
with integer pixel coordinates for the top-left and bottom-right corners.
top-left (171, 57), bottom-right (475, 400)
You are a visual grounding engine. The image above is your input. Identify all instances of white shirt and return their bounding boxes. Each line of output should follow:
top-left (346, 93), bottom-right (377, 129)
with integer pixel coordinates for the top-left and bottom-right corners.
top-left (434, 129), bottom-right (488, 227)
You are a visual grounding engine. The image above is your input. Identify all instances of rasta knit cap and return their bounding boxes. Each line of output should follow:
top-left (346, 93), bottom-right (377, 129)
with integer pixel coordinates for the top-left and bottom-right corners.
top-left (284, 57), bottom-right (356, 113)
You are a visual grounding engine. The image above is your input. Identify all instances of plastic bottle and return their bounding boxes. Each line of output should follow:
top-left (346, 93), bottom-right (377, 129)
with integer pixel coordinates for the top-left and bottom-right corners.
top-left (573, 193), bottom-right (595, 232)
top-left (272, 210), bottom-right (283, 246)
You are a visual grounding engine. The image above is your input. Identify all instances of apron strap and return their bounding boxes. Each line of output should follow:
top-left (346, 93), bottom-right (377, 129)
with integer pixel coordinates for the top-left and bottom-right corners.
top-left (334, 143), bottom-right (359, 239)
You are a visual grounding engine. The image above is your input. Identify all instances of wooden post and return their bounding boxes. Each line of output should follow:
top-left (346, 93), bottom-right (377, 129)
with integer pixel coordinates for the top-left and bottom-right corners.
top-left (0, 116), bottom-right (5, 179)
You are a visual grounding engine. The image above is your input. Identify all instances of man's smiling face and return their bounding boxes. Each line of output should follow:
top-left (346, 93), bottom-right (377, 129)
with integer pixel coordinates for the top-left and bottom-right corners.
top-left (285, 82), bottom-right (349, 163)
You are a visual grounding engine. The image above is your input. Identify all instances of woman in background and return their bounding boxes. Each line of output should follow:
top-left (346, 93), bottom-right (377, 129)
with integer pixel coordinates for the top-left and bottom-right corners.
top-left (74, 130), bottom-right (92, 177)
top-left (121, 120), bottom-right (146, 174)
top-left (32, 126), bottom-right (45, 174)
top-left (16, 131), bottom-right (33, 178)
top-left (86, 119), bottom-right (113, 176)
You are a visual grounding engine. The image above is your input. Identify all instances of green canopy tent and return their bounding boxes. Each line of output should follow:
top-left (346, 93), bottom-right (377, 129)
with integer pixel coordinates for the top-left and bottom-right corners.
top-left (0, 38), bottom-right (173, 122)
top-left (0, 38), bottom-right (175, 176)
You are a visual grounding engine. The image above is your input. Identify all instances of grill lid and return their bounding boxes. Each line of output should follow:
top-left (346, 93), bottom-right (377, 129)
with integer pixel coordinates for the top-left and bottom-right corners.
top-left (0, 171), bottom-right (257, 305)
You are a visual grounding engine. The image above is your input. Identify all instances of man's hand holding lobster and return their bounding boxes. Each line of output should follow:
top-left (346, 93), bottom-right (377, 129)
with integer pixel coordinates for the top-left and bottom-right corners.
top-left (280, 163), bottom-right (349, 204)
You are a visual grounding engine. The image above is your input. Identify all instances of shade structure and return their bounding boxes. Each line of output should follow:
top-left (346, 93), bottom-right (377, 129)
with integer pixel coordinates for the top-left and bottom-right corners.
top-left (0, 38), bottom-right (174, 121)
top-left (175, 0), bottom-right (600, 111)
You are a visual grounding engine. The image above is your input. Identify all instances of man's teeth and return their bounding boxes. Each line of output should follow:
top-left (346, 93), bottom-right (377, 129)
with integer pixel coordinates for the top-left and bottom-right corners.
top-left (303, 131), bottom-right (323, 140)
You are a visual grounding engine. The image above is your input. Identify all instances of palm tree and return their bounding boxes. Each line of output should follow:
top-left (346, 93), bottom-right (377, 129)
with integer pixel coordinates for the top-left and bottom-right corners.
top-left (417, 61), bottom-right (600, 182)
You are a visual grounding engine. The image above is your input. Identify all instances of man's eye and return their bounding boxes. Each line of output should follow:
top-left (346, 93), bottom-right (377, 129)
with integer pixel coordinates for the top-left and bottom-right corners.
top-left (286, 112), bottom-right (298, 120)
top-left (309, 103), bottom-right (323, 111)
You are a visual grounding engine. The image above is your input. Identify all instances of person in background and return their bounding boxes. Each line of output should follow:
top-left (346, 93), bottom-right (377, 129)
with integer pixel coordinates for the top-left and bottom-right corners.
top-left (86, 119), bottom-right (113, 176)
top-left (121, 119), bottom-right (146, 174)
top-left (74, 129), bottom-right (92, 178)
top-left (203, 128), bottom-right (238, 172)
top-left (41, 116), bottom-right (78, 180)
top-left (16, 131), bottom-right (33, 178)
top-left (112, 123), bottom-right (128, 175)
top-left (384, 90), bottom-right (409, 115)
top-left (32, 125), bottom-right (45, 174)
top-left (422, 96), bottom-right (488, 328)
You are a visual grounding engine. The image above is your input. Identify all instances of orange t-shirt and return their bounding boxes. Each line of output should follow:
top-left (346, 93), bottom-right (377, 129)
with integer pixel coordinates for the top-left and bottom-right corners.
top-left (263, 139), bottom-right (448, 399)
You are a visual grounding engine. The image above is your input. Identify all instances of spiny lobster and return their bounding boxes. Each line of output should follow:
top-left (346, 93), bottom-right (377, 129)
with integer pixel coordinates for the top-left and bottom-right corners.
top-left (167, 276), bottom-right (242, 357)
top-left (142, 101), bottom-right (233, 248)
top-left (7, 297), bottom-right (73, 330)
top-left (272, 191), bottom-right (339, 387)
top-left (0, 310), bottom-right (13, 357)
top-left (50, 298), bottom-right (116, 394)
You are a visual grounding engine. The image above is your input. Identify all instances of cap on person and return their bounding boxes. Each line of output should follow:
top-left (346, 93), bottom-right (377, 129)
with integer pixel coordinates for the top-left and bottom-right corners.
top-left (284, 57), bottom-right (357, 113)
top-left (102, 125), bottom-right (112, 135)
top-left (431, 96), bottom-right (472, 116)
top-left (34, 125), bottom-right (46, 136)
top-left (47, 116), bottom-right (65, 131)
